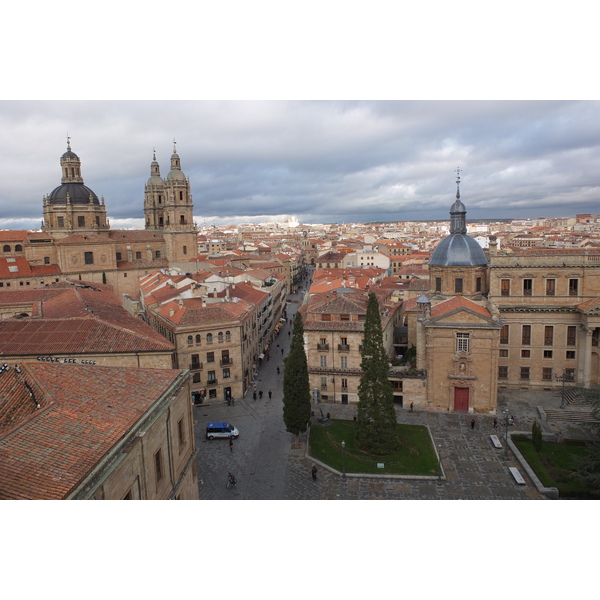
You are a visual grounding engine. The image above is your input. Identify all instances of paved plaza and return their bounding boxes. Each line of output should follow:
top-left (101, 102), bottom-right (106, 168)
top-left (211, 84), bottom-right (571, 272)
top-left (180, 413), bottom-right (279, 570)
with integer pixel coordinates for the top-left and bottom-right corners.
top-left (194, 285), bottom-right (596, 501)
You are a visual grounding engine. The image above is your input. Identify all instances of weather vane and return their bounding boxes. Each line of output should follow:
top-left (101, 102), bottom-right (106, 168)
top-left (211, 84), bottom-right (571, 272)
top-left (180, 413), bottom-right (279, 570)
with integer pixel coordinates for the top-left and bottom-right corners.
top-left (455, 166), bottom-right (461, 183)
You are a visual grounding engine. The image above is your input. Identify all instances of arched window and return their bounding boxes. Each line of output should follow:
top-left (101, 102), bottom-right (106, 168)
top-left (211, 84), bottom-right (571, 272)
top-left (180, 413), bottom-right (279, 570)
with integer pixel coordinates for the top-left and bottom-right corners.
top-left (218, 332), bottom-right (224, 343)
top-left (187, 335), bottom-right (193, 345)
top-left (206, 333), bottom-right (213, 344)
top-left (225, 331), bottom-right (231, 341)
top-left (195, 334), bottom-right (201, 344)
top-left (3, 245), bottom-right (10, 252)
top-left (15, 245), bottom-right (22, 252)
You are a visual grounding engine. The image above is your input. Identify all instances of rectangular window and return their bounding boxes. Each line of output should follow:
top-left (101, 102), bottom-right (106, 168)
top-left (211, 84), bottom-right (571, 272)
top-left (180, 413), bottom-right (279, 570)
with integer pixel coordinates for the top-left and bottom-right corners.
top-left (520, 366), bottom-right (530, 380)
top-left (476, 277), bottom-right (482, 292)
top-left (456, 332), bottom-right (469, 353)
top-left (566, 350), bottom-right (576, 360)
top-left (177, 418), bottom-right (186, 450)
top-left (522, 325), bottom-right (531, 346)
top-left (78, 216), bottom-right (85, 227)
top-left (322, 314), bottom-right (331, 321)
top-left (136, 251), bottom-right (142, 259)
top-left (84, 251), bottom-right (94, 265)
top-left (44, 256), bottom-right (50, 265)
top-left (154, 449), bottom-right (164, 486)
top-left (206, 352), bottom-right (215, 363)
top-left (155, 250), bottom-right (161, 259)
top-left (499, 349), bottom-right (508, 357)
top-left (569, 279), bottom-right (579, 296)
top-left (207, 371), bottom-right (216, 384)
top-left (546, 279), bottom-right (555, 296)
top-left (321, 377), bottom-right (327, 389)
top-left (341, 356), bottom-right (348, 369)
top-left (542, 367), bottom-right (553, 381)
top-left (543, 350), bottom-right (553, 359)
top-left (498, 366), bottom-right (508, 379)
top-left (320, 356), bottom-right (327, 368)
top-left (319, 337), bottom-right (327, 346)
top-left (565, 368), bottom-right (576, 381)
top-left (57, 216), bottom-right (64, 228)
top-left (191, 354), bottom-right (200, 369)
top-left (500, 324), bottom-right (509, 344)
top-left (183, 245), bottom-right (187, 255)
top-left (116, 252), bottom-right (122, 261)
top-left (435, 277), bottom-right (442, 292)
top-left (340, 314), bottom-right (350, 321)
top-left (523, 279), bottom-right (532, 296)
top-left (521, 349), bottom-right (531, 358)
top-left (567, 326), bottom-right (577, 346)
top-left (593, 329), bottom-right (600, 347)
top-left (501, 279), bottom-right (510, 296)
top-left (223, 368), bottom-right (231, 379)
top-left (544, 326), bottom-right (554, 346)
top-left (455, 278), bottom-right (463, 293)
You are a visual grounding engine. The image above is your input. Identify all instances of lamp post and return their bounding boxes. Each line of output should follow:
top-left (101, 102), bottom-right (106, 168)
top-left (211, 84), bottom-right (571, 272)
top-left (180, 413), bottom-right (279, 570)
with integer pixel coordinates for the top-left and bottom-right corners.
top-left (502, 408), bottom-right (509, 454)
top-left (561, 368), bottom-right (566, 409)
top-left (341, 440), bottom-right (346, 480)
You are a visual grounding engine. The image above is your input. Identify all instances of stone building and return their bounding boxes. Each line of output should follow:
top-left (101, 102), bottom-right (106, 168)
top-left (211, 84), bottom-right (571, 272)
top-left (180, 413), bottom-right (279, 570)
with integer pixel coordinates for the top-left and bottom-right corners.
top-left (0, 140), bottom-right (198, 298)
top-left (0, 362), bottom-right (198, 500)
top-left (300, 288), bottom-right (403, 405)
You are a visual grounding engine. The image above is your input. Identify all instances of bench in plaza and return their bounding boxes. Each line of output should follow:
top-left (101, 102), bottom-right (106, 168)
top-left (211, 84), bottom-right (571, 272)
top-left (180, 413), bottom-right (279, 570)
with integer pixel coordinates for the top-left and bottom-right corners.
top-left (509, 466), bottom-right (526, 485)
top-left (490, 434), bottom-right (503, 449)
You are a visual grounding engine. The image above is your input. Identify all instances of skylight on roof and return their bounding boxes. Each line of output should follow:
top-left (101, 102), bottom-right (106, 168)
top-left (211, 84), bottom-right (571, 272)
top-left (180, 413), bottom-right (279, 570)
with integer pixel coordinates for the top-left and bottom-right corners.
top-left (6, 258), bottom-right (16, 263)
top-left (8, 266), bottom-right (18, 272)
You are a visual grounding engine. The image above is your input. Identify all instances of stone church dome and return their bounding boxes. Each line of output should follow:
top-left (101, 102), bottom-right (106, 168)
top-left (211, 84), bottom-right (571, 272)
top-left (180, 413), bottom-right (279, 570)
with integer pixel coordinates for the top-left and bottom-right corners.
top-left (48, 182), bottom-right (100, 205)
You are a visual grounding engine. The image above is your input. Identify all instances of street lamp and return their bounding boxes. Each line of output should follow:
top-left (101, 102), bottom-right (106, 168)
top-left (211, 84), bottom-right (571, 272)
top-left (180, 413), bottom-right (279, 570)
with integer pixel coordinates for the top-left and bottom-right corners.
top-left (341, 440), bottom-right (346, 480)
top-left (502, 408), bottom-right (509, 453)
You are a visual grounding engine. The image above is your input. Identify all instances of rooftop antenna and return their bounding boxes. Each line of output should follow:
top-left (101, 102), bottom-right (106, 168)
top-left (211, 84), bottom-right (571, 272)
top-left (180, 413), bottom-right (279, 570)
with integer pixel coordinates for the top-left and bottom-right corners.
top-left (455, 166), bottom-right (461, 199)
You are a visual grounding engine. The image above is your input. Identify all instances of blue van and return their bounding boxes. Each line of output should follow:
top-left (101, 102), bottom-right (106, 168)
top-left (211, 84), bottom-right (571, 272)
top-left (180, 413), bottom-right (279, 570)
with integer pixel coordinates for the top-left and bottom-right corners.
top-left (206, 422), bottom-right (239, 440)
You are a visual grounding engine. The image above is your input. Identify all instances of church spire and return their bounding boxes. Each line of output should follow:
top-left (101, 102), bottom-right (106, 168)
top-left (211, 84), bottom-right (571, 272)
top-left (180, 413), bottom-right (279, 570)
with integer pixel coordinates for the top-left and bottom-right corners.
top-left (449, 167), bottom-right (467, 234)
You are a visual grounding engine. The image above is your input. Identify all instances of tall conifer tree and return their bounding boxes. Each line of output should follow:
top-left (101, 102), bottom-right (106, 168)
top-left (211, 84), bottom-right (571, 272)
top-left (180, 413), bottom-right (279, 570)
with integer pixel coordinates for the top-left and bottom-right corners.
top-left (283, 311), bottom-right (312, 444)
top-left (356, 292), bottom-right (399, 454)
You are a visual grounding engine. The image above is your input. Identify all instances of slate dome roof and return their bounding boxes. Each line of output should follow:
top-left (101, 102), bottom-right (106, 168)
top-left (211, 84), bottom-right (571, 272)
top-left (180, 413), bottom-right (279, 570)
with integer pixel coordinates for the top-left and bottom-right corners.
top-left (429, 233), bottom-right (487, 266)
top-left (48, 183), bottom-right (100, 205)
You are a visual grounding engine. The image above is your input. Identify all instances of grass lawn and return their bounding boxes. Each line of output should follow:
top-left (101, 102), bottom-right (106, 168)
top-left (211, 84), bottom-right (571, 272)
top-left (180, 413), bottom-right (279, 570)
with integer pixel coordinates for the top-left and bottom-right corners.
top-left (512, 436), bottom-right (594, 498)
top-left (309, 419), bottom-right (441, 476)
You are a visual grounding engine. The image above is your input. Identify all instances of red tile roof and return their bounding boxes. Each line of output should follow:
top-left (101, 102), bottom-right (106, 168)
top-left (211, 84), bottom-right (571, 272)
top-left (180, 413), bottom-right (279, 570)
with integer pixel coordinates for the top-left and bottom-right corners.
top-left (0, 282), bottom-right (174, 357)
top-left (430, 296), bottom-right (492, 319)
top-left (0, 363), bottom-right (186, 499)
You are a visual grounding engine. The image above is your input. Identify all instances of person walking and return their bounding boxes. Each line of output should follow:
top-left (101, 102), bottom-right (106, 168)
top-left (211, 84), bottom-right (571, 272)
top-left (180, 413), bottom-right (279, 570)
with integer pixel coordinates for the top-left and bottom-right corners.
top-left (253, 391), bottom-right (257, 401)
top-left (410, 402), bottom-right (413, 413)
top-left (268, 390), bottom-right (272, 399)
top-left (471, 418), bottom-right (475, 430)
top-left (229, 437), bottom-right (234, 452)
top-left (259, 390), bottom-right (263, 399)
top-left (311, 465), bottom-right (317, 481)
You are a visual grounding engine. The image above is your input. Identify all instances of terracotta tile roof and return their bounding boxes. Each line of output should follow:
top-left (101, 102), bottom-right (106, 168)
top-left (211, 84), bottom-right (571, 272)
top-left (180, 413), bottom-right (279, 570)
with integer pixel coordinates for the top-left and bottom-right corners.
top-left (0, 256), bottom-right (34, 277)
top-left (156, 297), bottom-right (253, 326)
top-left (430, 296), bottom-right (492, 320)
top-left (55, 234), bottom-right (116, 245)
top-left (0, 283), bottom-right (174, 357)
top-left (0, 231), bottom-right (28, 242)
top-left (230, 282), bottom-right (269, 305)
top-left (0, 363), bottom-right (185, 499)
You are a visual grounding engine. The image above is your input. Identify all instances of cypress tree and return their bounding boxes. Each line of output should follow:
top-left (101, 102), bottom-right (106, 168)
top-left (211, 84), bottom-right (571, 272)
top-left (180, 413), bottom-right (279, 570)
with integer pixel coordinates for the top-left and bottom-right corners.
top-left (282, 311), bottom-right (312, 444)
top-left (356, 292), bottom-right (399, 454)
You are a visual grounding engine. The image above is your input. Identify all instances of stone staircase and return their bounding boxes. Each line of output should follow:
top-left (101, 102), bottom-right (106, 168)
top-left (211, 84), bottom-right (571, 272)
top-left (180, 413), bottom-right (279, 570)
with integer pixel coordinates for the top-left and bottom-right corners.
top-left (544, 387), bottom-right (600, 424)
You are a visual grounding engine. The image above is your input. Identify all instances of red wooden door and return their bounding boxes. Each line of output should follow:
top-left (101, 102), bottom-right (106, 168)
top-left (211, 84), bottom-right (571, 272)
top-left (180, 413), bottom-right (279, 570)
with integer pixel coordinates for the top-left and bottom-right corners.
top-left (454, 387), bottom-right (469, 412)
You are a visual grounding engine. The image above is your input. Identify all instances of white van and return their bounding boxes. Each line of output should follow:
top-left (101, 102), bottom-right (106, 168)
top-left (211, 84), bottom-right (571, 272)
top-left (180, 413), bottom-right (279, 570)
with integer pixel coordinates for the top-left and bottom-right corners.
top-left (206, 422), bottom-right (239, 440)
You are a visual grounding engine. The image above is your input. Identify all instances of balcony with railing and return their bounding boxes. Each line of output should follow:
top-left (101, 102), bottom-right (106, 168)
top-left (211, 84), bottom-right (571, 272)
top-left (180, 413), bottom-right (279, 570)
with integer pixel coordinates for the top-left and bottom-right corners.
top-left (317, 343), bottom-right (329, 351)
top-left (220, 358), bottom-right (234, 367)
top-left (189, 362), bottom-right (203, 371)
top-left (338, 344), bottom-right (350, 353)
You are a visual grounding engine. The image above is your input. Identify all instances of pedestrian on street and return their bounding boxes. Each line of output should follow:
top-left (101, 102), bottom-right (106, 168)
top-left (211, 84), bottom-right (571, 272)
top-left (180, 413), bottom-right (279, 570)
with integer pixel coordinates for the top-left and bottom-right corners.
top-left (311, 465), bottom-right (317, 481)
top-left (410, 402), bottom-right (414, 413)
top-left (493, 417), bottom-right (498, 429)
top-left (276, 366), bottom-right (280, 374)
top-left (229, 438), bottom-right (234, 452)
top-left (253, 391), bottom-right (257, 401)
top-left (471, 418), bottom-right (475, 430)
top-left (231, 396), bottom-right (235, 406)
top-left (268, 390), bottom-right (272, 399)
top-left (259, 390), bottom-right (263, 399)
top-left (281, 348), bottom-right (284, 355)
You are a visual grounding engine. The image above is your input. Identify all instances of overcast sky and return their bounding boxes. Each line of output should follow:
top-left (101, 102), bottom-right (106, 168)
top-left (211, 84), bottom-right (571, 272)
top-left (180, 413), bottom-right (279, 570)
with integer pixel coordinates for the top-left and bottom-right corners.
top-left (1, 100), bottom-right (599, 231)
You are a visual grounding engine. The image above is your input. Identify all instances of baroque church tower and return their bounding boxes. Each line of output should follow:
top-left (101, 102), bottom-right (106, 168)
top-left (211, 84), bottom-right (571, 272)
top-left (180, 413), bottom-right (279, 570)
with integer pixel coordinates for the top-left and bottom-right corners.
top-left (144, 143), bottom-right (197, 264)
top-left (42, 138), bottom-right (109, 238)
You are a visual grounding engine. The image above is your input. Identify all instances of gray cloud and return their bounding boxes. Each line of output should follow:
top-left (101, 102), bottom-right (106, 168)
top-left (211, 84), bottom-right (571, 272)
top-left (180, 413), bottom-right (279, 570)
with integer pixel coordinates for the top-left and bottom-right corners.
top-left (1, 100), bottom-right (599, 228)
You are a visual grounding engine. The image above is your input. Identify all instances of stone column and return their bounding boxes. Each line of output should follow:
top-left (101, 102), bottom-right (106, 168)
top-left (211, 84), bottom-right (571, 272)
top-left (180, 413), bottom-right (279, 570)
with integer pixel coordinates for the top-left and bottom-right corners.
top-left (582, 326), bottom-right (594, 389)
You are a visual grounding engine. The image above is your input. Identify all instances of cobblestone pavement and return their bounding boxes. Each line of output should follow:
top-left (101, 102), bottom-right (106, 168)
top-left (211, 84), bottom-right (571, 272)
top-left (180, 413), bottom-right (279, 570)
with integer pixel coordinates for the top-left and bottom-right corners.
top-left (194, 280), bottom-right (593, 500)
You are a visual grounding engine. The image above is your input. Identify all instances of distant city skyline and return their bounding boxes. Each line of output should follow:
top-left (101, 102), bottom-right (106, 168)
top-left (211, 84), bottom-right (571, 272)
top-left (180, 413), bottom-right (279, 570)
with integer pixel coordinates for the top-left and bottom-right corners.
top-left (1, 100), bottom-right (599, 231)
